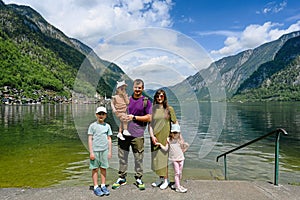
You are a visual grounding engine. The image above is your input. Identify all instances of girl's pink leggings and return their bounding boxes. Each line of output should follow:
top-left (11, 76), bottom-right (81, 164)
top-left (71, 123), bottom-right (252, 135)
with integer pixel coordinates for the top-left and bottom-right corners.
top-left (172, 160), bottom-right (184, 188)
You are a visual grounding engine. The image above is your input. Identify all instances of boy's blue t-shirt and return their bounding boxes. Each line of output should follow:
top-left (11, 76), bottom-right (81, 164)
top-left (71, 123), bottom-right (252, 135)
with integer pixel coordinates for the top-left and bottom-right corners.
top-left (88, 122), bottom-right (112, 151)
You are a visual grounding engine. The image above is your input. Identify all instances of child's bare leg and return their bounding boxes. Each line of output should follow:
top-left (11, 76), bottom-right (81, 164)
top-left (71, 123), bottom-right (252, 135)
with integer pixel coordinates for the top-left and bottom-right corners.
top-left (100, 167), bottom-right (106, 185)
top-left (122, 113), bottom-right (131, 136)
top-left (122, 121), bottom-right (130, 136)
top-left (92, 168), bottom-right (99, 187)
top-left (118, 122), bottom-right (123, 133)
top-left (123, 121), bottom-right (128, 130)
top-left (117, 116), bottom-right (125, 140)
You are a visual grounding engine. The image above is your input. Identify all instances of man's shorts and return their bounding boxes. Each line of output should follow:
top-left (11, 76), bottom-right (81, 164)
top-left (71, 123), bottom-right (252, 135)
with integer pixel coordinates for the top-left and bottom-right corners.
top-left (89, 149), bottom-right (109, 169)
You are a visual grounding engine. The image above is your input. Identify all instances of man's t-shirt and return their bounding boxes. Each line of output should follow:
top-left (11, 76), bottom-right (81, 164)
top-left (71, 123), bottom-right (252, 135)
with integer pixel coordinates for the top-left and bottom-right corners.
top-left (127, 96), bottom-right (152, 137)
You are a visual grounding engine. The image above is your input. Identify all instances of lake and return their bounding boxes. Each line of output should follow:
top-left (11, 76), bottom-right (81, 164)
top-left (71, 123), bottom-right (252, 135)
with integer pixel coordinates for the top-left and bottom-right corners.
top-left (0, 102), bottom-right (299, 188)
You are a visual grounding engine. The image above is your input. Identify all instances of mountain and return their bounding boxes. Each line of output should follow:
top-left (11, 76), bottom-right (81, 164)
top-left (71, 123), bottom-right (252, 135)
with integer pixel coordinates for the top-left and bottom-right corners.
top-left (233, 35), bottom-right (300, 101)
top-left (0, 1), bottom-right (129, 103)
top-left (171, 31), bottom-right (300, 102)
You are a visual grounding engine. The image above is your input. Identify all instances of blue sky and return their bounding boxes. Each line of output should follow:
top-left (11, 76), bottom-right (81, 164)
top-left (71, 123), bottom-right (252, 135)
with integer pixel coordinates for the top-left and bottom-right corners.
top-left (3, 0), bottom-right (300, 88)
top-left (171, 0), bottom-right (300, 57)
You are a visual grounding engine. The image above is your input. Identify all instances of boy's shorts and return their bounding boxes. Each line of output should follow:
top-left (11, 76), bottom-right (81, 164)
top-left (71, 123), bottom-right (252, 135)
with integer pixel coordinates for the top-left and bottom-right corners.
top-left (89, 149), bottom-right (109, 169)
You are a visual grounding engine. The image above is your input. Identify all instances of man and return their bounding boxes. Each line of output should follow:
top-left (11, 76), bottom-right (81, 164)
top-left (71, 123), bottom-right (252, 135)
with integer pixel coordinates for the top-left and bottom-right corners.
top-left (112, 79), bottom-right (152, 190)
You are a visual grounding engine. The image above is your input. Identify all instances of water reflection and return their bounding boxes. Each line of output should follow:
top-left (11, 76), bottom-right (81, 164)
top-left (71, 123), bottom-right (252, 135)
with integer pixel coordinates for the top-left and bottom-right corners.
top-left (0, 102), bottom-right (299, 187)
top-left (216, 102), bottom-right (300, 184)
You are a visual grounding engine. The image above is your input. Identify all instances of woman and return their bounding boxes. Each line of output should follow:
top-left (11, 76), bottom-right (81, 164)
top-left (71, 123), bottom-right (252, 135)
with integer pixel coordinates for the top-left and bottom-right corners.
top-left (149, 89), bottom-right (178, 190)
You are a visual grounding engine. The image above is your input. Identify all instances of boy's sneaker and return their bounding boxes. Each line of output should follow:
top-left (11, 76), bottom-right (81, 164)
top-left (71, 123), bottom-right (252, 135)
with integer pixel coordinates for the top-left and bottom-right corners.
top-left (159, 179), bottom-right (169, 190)
top-left (112, 178), bottom-right (127, 189)
top-left (101, 185), bottom-right (110, 196)
top-left (117, 132), bottom-right (125, 140)
top-left (136, 179), bottom-right (145, 190)
top-left (151, 177), bottom-right (163, 187)
top-left (175, 186), bottom-right (187, 193)
top-left (94, 187), bottom-right (104, 196)
top-left (123, 130), bottom-right (131, 136)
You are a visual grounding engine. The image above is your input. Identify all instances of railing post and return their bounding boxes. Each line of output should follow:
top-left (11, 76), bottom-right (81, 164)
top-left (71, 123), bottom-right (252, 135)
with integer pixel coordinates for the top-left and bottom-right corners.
top-left (224, 154), bottom-right (227, 180)
top-left (274, 131), bottom-right (280, 186)
top-left (217, 128), bottom-right (287, 184)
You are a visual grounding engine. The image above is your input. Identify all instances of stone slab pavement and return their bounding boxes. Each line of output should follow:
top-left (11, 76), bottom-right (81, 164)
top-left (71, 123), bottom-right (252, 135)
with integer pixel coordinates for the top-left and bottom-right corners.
top-left (1, 180), bottom-right (299, 200)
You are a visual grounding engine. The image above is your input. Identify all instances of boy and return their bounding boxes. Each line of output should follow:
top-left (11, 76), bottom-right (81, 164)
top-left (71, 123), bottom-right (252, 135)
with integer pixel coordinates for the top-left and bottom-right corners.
top-left (88, 106), bottom-right (112, 196)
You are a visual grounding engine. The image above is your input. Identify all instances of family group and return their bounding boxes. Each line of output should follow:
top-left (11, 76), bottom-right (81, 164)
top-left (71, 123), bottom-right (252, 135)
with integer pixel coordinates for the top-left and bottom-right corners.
top-left (87, 79), bottom-right (189, 197)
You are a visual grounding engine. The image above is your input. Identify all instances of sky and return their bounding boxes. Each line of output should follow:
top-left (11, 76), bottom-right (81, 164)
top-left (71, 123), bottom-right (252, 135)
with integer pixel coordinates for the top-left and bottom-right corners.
top-left (3, 0), bottom-right (300, 88)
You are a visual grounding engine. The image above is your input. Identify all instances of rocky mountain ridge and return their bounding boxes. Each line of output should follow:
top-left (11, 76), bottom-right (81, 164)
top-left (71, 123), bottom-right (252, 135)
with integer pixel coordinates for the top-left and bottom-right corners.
top-left (170, 30), bottom-right (300, 101)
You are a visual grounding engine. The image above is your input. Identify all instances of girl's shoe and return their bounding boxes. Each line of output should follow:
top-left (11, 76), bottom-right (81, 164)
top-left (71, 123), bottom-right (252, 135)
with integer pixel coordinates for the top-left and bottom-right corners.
top-left (175, 186), bottom-right (187, 193)
top-left (151, 177), bottom-right (164, 187)
top-left (123, 130), bottom-right (131, 136)
top-left (117, 132), bottom-right (125, 140)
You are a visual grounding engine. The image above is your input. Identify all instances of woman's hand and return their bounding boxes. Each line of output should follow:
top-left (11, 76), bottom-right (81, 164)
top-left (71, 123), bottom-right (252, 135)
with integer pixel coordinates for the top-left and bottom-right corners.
top-left (151, 136), bottom-right (158, 145)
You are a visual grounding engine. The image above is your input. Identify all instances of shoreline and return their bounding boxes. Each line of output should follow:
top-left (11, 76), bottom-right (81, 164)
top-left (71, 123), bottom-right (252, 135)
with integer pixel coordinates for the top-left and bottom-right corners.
top-left (1, 180), bottom-right (299, 200)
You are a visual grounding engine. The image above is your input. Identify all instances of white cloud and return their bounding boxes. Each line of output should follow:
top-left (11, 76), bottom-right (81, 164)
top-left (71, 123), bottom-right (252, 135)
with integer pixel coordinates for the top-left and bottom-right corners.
top-left (4, 0), bottom-right (299, 88)
top-left (3, 0), bottom-right (173, 48)
top-left (94, 28), bottom-right (213, 88)
top-left (259, 1), bottom-right (287, 14)
top-left (211, 21), bottom-right (300, 59)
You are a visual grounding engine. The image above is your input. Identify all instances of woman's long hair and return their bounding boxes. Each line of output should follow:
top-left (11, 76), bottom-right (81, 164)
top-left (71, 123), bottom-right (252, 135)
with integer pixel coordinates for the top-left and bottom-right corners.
top-left (152, 89), bottom-right (170, 119)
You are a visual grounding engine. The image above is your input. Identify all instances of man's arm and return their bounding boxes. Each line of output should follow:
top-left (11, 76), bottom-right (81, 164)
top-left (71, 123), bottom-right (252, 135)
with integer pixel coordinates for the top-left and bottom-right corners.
top-left (129, 114), bottom-right (151, 122)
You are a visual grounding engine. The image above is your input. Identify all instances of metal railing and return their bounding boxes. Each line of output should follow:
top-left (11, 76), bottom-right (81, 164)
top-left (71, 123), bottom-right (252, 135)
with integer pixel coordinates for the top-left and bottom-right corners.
top-left (216, 128), bottom-right (288, 185)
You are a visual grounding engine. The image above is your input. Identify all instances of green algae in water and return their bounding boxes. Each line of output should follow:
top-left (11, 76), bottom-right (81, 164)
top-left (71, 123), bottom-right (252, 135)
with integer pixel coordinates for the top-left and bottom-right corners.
top-left (0, 139), bottom-right (87, 188)
top-left (0, 105), bottom-right (88, 188)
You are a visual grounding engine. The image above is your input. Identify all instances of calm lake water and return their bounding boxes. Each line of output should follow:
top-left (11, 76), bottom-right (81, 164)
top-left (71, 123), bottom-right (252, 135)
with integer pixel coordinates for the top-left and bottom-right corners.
top-left (0, 102), bottom-right (299, 188)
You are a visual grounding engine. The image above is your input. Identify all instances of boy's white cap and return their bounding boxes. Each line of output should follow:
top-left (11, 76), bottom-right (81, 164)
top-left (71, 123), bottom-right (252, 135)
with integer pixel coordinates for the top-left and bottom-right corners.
top-left (116, 80), bottom-right (127, 89)
top-left (95, 106), bottom-right (107, 114)
top-left (171, 123), bottom-right (181, 132)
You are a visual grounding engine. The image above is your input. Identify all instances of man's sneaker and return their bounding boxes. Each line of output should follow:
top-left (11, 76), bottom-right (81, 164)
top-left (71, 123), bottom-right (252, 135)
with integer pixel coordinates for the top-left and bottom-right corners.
top-left (117, 132), bottom-right (125, 140)
top-left (101, 185), bottom-right (110, 196)
top-left (123, 130), bottom-right (131, 136)
top-left (136, 179), bottom-right (145, 190)
top-left (151, 177), bottom-right (163, 187)
top-left (175, 186), bottom-right (187, 193)
top-left (94, 187), bottom-right (104, 196)
top-left (112, 178), bottom-right (127, 189)
top-left (159, 179), bottom-right (169, 190)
